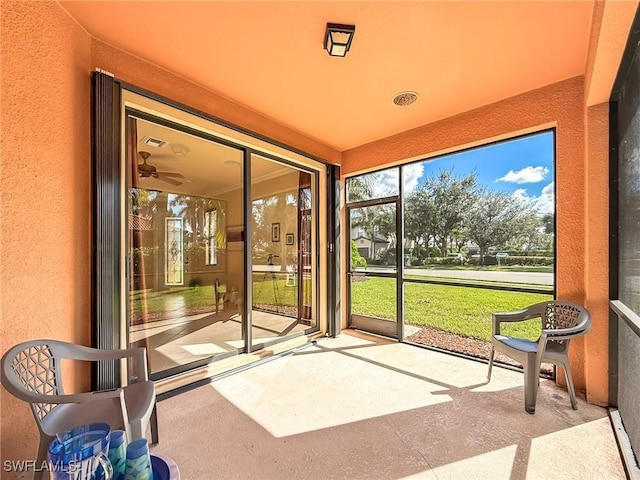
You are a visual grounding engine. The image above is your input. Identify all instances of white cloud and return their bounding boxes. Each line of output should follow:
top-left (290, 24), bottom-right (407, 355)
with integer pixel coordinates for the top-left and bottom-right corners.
top-left (510, 182), bottom-right (554, 215)
top-left (536, 182), bottom-right (554, 214)
top-left (366, 163), bottom-right (424, 197)
top-left (401, 163), bottom-right (424, 194)
top-left (498, 166), bottom-right (549, 184)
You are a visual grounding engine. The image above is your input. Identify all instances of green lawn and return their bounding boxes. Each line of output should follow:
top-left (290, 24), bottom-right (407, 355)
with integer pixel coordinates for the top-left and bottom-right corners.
top-left (252, 274), bottom-right (310, 306)
top-left (130, 275), bottom-right (309, 321)
top-left (131, 275), bottom-right (551, 343)
top-left (130, 285), bottom-right (217, 317)
top-left (351, 277), bottom-right (552, 342)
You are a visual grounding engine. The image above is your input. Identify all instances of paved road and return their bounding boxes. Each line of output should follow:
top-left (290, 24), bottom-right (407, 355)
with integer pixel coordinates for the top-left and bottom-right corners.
top-left (357, 267), bottom-right (553, 285)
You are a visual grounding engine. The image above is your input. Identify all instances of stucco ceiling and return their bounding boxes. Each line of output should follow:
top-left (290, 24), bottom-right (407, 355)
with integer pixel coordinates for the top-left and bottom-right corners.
top-left (60, 1), bottom-right (595, 151)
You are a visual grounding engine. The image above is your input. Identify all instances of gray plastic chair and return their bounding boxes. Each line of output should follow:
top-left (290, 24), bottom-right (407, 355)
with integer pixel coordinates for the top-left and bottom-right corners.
top-left (1, 339), bottom-right (157, 479)
top-left (486, 300), bottom-right (591, 414)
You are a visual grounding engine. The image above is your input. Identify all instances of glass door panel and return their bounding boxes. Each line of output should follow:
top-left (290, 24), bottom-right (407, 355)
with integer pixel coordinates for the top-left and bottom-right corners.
top-left (126, 113), bottom-right (245, 378)
top-left (250, 154), bottom-right (317, 348)
top-left (348, 201), bottom-right (399, 338)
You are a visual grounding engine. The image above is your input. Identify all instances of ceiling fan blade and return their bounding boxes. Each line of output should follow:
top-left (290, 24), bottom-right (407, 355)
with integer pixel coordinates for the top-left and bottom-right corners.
top-left (155, 171), bottom-right (185, 178)
top-left (158, 176), bottom-right (182, 186)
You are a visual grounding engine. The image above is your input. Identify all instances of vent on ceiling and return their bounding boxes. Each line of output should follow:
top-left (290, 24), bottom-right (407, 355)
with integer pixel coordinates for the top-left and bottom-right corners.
top-left (140, 136), bottom-right (167, 148)
top-left (392, 91), bottom-right (419, 107)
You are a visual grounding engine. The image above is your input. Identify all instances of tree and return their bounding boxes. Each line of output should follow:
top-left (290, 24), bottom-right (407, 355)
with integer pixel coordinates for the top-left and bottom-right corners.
top-left (347, 175), bottom-right (375, 202)
top-left (404, 186), bottom-right (435, 260)
top-left (426, 169), bottom-right (478, 256)
top-left (541, 213), bottom-right (554, 234)
top-left (347, 175), bottom-right (395, 259)
top-left (464, 189), bottom-right (539, 261)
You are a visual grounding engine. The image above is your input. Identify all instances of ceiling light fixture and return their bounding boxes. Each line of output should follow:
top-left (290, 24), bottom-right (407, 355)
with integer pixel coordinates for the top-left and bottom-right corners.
top-left (170, 143), bottom-right (190, 157)
top-left (392, 91), bottom-right (419, 106)
top-left (324, 23), bottom-right (356, 57)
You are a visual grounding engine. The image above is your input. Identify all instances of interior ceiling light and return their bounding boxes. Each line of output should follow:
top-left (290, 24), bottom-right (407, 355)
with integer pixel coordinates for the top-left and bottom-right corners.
top-left (324, 23), bottom-right (356, 57)
top-left (170, 143), bottom-right (190, 157)
top-left (393, 91), bottom-right (419, 107)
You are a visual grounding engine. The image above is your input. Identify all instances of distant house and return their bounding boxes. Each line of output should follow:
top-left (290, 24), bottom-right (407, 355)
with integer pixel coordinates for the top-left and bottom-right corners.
top-left (351, 228), bottom-right (389, 260)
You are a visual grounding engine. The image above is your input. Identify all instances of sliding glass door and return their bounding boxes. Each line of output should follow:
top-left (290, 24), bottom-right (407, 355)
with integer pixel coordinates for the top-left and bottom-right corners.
top-left (250, 153), bottom-right (318, 349)
top-left (126, 111), bottom-right (246, 378)
top-left (122, 97), bottom-right (324, 381)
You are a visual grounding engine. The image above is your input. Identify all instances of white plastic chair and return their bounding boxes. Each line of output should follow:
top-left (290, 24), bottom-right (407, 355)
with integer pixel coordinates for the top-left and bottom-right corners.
top-left (487, 300), bottom-right (591, 414)
top-left (1, 340), bottom-right (157, 479)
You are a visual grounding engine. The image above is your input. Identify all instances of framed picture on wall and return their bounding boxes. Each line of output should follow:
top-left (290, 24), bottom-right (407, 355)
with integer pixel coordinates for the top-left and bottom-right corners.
top-left (272, 223), bottom-right (280, 242)
top-left (286, 233), bottom-right (294, 245)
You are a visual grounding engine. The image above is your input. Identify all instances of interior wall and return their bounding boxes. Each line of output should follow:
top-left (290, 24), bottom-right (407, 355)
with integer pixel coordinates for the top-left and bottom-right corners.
top-left (219, 188), bottom-right (244, 295)
top-left (0, 0), bottom-right (92, 471)
top-left (340, 77), bottom-right (608, 402)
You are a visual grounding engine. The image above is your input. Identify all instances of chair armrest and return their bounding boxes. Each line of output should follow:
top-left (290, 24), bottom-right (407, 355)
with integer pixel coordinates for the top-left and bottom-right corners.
top-left (52, 343), bottom-right (149, 382)
top-left (492, 304), bottom-right (543, 335)
top-left (21, 387), bottom-right (125, 405)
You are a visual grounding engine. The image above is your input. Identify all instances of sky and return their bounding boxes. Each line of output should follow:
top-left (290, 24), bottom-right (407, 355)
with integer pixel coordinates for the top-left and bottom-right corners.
top-left (369, 130), bottom-right (555, 215)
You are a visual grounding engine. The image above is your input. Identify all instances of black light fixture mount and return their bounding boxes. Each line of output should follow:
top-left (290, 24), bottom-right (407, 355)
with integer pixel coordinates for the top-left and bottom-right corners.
top-left (324, 23), bottom-right (356, 57)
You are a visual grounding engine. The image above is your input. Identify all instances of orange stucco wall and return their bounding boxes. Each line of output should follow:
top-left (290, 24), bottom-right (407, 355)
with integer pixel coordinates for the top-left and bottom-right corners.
top-left (1, 0), bottom-right (93, 470)
top-left (90, 41), bottom-right (341, 165)
top-left (341, 77), bottom-right (612, 404)
top-left (585, 102), bottom-right (610, 404)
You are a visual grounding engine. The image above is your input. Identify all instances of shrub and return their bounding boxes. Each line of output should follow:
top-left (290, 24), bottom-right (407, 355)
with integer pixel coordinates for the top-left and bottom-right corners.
top-left (501, 256), bottom-right (553, 266)
top-left (350, 240), bottom-right (367, 268)
top-left (423, 256), bottom-right (464, 266)
top-left (467, 255), bottom-right (498, 266)
top-left (467, 255), bottom-right (553, 266)
top-left (188, 277), bottom-right (202, 288)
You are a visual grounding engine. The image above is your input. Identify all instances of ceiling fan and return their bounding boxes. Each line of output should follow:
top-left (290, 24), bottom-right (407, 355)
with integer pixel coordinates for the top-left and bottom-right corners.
top-left (137, 151), bottom-right (185, 186)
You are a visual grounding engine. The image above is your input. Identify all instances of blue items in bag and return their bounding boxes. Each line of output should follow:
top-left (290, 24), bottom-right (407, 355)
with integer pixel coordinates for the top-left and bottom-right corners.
top-left (125, 438), bottom-right (153, 480)
top-left (108, 430), bottom-right (127, 480)
top-left (48, 422), bottom-right (113, 480)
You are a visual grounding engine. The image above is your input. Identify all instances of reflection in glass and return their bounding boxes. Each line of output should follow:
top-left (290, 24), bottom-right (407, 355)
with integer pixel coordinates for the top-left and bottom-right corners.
top-left (251, 154), bottom-right (316, 347)
top-left (127, 115), bottom-right (244, 377)
top-left (165, 217), bottom-right (184, 285)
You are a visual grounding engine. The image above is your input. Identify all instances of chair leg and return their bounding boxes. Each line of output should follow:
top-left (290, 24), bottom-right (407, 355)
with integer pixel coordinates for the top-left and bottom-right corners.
top-left (523, 353), bottom-right (538, 414)
top-left (562, 360), bottom-right (578, 410)
top-left (150, 403), bottom-right (159, 444)
top-left (487, 345), bottom-right (495, 383)
top-left (34, 434), bottom-right (50, 480)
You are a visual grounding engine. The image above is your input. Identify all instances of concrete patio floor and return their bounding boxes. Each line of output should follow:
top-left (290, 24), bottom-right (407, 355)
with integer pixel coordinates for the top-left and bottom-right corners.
top-left (150, 330), bottom-right (625, 479)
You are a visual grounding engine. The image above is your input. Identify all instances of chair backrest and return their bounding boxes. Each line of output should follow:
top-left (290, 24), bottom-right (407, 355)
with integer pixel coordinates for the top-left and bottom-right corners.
top-left (541, 301), bottom-right (591, 348)
top-left (1, 340), bottom-right (63, 422)
top-left (543, 301), bottom-right (589, 330)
